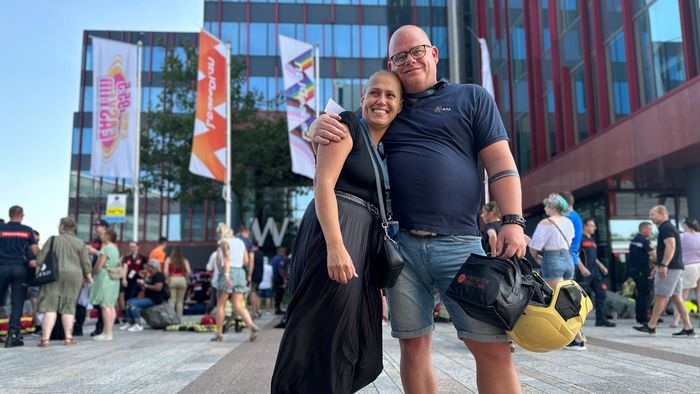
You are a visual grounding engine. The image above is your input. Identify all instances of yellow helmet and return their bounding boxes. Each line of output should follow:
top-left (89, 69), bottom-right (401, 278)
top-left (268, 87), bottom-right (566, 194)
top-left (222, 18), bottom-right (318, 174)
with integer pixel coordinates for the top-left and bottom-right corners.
top-left (507, 280), bottom-right (592, 352)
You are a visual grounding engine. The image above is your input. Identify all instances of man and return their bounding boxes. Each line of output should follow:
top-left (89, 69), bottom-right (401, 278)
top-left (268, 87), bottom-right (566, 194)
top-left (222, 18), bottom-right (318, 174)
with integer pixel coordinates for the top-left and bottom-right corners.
top-left (311, 25), bottom-right (528, 393)
top-left (148, 236), bottom-right (168, 272)
top-left (74, 219), bottom-right (109, 337)
top-left (579, 218), bottom-right (615, 327)
top-left (561, 192), bottom-right (591, 280)
top-left (120, 242), bottom-right (146, 323)
top-left (634, 205), bottom-right (696, 337)
top-left (0, 206), bottom-right (39, 347)
top-left (270, 246), bottom-right (289, 316)
top-left (628, 221), bottom-right (655, 324)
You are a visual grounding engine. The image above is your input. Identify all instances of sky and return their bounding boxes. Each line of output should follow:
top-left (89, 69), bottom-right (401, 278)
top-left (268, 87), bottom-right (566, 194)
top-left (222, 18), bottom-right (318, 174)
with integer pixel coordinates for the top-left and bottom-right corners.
top-left (0, 0), bottom-right (204, 244)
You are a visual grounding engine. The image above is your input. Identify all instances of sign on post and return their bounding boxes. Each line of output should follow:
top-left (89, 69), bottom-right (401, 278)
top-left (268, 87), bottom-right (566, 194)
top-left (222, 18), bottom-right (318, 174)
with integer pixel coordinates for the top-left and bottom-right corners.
top-left (105, 194), bottom-right (127, 224)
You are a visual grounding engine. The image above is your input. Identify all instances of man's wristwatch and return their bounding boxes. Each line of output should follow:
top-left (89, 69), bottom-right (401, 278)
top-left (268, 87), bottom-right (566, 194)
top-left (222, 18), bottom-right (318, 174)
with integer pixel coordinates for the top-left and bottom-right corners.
top-left (501, 214), bottom-right (526, 229)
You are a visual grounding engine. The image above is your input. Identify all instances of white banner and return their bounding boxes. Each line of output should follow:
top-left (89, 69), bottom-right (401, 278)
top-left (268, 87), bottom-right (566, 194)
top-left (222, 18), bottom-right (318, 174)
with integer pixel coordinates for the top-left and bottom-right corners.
top-left (279, 35), bottom-right (316, 179)
top-left (90, 37), bottom-right (140, 178)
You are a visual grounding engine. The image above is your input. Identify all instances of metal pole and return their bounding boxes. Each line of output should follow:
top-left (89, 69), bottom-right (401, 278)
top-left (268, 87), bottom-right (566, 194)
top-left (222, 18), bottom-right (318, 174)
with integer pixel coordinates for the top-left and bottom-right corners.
top-left (314, 44), bottom-right (320, 118)
top-left (133, 41), bottom-right (143, 241)
top-left (447, 0), bottom-right (464, 84)
top-left (225, 42), bottom-right (232, 227)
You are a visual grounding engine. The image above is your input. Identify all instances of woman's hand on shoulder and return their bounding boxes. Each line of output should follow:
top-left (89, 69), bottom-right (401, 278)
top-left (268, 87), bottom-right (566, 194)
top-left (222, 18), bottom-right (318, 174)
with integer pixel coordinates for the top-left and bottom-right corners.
top-left (326, 245), bottom-right (357, 284)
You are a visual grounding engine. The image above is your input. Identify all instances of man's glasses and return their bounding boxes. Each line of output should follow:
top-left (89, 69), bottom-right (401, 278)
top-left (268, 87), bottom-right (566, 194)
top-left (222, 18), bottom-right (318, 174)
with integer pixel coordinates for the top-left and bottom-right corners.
top-left (390, 44), bottom-right (433, 66)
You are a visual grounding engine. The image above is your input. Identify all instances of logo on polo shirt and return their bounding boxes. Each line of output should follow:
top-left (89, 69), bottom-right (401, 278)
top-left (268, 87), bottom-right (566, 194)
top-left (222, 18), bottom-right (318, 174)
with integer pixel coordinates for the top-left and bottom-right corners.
top-left (434, 106), bottom-right (451, 113)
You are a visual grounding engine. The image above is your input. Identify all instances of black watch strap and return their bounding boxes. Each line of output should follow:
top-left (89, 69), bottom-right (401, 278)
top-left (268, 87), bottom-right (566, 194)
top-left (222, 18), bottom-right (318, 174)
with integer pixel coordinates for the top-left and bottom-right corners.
top-left (501, 214), bottom-right (526, 229)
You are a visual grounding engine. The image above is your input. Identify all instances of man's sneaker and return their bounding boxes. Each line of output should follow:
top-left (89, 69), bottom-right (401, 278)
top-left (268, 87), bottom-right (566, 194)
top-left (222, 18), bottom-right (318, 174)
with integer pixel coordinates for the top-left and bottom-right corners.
top-left (564, 339), bottom-right (587, 351)
top-left (3, 331), bottom-right (24, 348)
top-left (672, 328), bottom-right (698, 338)
top-left (127, 324), bottom-right (144, 332)
top-left (595, 320), bottom-right (616, 327)
top-left (119, 323), bottom-right (133, 331)
top-left (633, 324), bottom-right (656, 335)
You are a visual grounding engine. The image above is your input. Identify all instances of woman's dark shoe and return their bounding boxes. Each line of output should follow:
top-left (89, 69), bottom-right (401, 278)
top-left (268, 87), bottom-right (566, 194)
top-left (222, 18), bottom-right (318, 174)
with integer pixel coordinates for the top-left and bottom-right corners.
top-left (250, 326), bottom-right (259, 342)
top-left (210, 334), bottom-right (223, 342)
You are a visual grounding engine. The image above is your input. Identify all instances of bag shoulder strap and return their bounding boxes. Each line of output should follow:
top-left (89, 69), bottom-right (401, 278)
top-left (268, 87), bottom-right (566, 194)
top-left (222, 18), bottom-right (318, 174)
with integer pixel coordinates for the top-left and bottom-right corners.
top-left (358, 118), bottom-right (388, 223)
top-left (546, 218), bottom-right (570, 249)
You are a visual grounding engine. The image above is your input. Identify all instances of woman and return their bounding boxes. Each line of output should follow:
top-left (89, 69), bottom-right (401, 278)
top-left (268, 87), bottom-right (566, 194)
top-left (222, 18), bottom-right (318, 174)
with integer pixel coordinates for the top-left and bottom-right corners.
top-left (272, 70), bottom-right (402, 393)
top-left (89, 228), bottom-right (121, 341)
top-left (122, 260), bottom-right (167, 332)
top-left (480, 201), bottom-right (502, 256)
top-left (119, 242), bottom-right (146, 323)
top-left (211, 223), bottom-right (258, 342)
top-left (164, 246), bottom-right (192, 319)
top-left (528, 193), bottom-right (575, 288)
top-left (528, 193), bottom-right (586, 349)
top-left (36, 217), bottom-right (92, 347)
top-left (673, 218), bottom-right (700, 327)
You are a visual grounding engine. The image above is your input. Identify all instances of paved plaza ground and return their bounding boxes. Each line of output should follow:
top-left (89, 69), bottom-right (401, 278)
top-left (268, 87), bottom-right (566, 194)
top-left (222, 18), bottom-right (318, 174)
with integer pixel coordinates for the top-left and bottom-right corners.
top-left (1, 313), bottom-right (699, 393)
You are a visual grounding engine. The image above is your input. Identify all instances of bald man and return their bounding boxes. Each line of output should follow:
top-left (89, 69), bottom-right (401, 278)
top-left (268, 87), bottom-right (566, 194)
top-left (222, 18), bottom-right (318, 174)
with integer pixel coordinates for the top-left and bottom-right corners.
top-left (634, 205), bottom-right (696, 337)
top-left (311, 25), bottom-right (527, 393)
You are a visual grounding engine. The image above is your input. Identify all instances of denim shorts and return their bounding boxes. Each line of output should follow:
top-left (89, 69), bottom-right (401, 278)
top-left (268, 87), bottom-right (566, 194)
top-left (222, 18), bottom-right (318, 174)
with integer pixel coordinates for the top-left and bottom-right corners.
top-left (386, 230), bottom-right (509, 343)
top-left (540, 250), bottom-right (574, 280)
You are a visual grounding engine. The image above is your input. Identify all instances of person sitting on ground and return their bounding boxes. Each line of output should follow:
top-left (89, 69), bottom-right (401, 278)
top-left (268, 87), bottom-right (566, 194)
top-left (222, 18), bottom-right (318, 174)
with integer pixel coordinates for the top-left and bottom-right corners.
top-left (122, 260), bottom-right (167, 332)
top-left (164, 246), bottom-right (192, 319)
top-left (36, 217), bottom-right (92, 347)
top-left (88, 228), bottom-right (121, 342)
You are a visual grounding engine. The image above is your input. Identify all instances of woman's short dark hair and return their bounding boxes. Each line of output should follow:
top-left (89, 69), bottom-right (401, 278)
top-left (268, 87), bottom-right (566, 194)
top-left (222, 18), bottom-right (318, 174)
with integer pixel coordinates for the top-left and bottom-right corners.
top-left (685, 218), bottom-right (700, 232)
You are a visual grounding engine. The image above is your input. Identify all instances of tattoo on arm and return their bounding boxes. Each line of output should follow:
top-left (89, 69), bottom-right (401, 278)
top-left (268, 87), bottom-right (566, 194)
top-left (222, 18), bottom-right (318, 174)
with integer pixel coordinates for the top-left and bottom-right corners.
top-left (488, 169), bottom-right (519, 185)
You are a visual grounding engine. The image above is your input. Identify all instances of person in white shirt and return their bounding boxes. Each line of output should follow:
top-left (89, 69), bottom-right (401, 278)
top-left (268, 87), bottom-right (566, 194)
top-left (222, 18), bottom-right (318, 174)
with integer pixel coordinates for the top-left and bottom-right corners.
top-left (257, 256), bottom-right (274, 312)
top-left (528, 193), bottom-right (575, 289)
top-left (211, 223), bottom-right (259, 342)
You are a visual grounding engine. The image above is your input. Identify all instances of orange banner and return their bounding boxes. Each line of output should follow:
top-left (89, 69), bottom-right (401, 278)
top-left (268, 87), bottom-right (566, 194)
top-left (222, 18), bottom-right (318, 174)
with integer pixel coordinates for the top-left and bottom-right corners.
top-left (189, 30), bottom-right (227, 182)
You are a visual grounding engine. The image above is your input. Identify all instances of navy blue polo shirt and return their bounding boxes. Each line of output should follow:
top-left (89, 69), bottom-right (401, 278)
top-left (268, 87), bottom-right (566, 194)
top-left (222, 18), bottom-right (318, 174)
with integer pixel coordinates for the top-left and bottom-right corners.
top-left (382, 82), bottom-right (508, 236)
top-left (0, 221), bottom-right (37, 264)
top-left (628, 233), bottom-right (652, 271)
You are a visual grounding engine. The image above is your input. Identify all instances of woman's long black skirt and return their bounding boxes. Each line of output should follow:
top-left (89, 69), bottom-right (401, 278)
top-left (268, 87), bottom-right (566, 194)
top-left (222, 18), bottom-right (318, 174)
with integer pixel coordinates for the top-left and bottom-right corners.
top-left (271, 198), bottom-right (384, 394)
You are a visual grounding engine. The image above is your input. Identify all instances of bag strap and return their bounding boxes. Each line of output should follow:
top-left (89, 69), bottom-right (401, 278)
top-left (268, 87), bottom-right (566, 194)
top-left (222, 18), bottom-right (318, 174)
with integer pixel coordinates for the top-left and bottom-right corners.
top-left (358, 118), bottom-right (389, 225)
top-left (546, 218), bottom-right (571, 250)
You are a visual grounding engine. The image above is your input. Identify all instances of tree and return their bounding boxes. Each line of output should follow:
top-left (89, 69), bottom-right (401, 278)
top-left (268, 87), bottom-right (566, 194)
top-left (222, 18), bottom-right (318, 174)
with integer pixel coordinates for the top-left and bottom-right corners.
top-left (140, 40), bottom-right (311, 234)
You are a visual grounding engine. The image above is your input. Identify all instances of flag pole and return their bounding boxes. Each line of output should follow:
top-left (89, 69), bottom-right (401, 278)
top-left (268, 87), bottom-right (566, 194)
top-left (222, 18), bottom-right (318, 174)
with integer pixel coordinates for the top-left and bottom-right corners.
top-left (314, 44), bottom-right (320, 119)
top-left (133, 40), bottom-right (143, 241)
top-left (225, 42), bottom-right (232, 227)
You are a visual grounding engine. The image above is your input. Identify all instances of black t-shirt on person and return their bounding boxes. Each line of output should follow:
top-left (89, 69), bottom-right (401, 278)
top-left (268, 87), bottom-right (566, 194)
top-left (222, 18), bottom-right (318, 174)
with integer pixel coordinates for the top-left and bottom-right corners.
top-left (481, 221), bottom-right (501, 256)
top-left (251, 250), bottom-right (264, 284)
top-left (0, 221), bottom-right (37, 264)
top-left (333, 111), bottom-right (385, 208)
top-left (580, 235), bottom-right (601, 276)
top-left (145, 272), bottom-right (167, 304)
top-left (656, 220), bottom-right (683, 270)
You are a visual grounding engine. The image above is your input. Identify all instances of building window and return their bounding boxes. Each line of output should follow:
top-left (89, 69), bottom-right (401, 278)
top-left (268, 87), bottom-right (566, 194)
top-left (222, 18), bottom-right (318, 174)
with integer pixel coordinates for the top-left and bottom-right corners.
top-left (83, 86), bottom-right (93, 112)
top-left (221, 22), bottom-right (240, 54)
top-left (605, 31), bottom-right (630, 121)
top-left (334, 25), bottom-right (351, 57)
top-left (571, 66), bottom-right (588, 143)
top-left (633, 0), bottom-right (686, 106)
top-left (152, 47), bottom-right (167, 71)
top-left (86, 45), bottom-right (92, 71)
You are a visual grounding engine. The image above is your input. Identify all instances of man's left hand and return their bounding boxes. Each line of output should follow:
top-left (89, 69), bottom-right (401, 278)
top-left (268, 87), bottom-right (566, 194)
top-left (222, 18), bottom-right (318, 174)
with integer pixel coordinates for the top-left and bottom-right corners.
top-left (496, 224), bottom-right (529, 259)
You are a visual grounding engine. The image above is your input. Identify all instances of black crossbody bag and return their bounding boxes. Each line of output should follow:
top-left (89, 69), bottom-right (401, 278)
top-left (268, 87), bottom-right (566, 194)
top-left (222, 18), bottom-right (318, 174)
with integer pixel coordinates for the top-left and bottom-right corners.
top-left (358, 119), bottom-right (404, 289)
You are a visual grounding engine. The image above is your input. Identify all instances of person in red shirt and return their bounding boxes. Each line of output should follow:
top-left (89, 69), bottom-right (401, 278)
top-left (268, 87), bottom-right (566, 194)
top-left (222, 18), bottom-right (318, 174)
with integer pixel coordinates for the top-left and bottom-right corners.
top-left (119, 242), bottom-right (146, 321)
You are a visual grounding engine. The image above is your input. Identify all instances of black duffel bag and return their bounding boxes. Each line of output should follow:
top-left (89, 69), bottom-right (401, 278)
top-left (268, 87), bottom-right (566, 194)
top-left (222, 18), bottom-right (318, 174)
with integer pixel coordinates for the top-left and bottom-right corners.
top-left (445, 254), bottom-right (552, 331)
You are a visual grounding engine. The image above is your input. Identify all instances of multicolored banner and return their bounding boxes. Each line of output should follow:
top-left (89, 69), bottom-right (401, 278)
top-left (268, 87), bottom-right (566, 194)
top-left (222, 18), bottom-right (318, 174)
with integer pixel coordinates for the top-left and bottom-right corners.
top-left (190, 29), bottom-right (228, 183)
top-left (90, 37), bottom-right (139, 178)
top-left (279, 35), bottom-right (316, 179)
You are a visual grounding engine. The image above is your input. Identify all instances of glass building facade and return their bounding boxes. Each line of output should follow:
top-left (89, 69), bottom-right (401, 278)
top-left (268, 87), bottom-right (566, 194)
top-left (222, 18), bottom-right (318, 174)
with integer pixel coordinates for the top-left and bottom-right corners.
top-left (69, 0), bottom-right (474, 244)
top-left (482, 0), bottom-right (700, 289)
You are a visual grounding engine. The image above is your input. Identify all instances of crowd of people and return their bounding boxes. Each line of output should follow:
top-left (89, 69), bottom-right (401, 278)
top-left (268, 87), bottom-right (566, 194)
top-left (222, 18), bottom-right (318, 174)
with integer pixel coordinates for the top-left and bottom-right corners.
top-left (0, 206), bottom-right (290, 348)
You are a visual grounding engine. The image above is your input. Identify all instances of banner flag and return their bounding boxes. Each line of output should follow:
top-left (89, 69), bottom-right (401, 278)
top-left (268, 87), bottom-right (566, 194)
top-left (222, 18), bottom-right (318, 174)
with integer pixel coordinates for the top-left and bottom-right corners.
top-left (478, 38), bottom-right (495, 99)
top-left (190, 29), bottom-right (228, 182)
top-left (279, 35), bottom-right (316, 179)
top-left (90, 37), bottom-right (140, 178)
